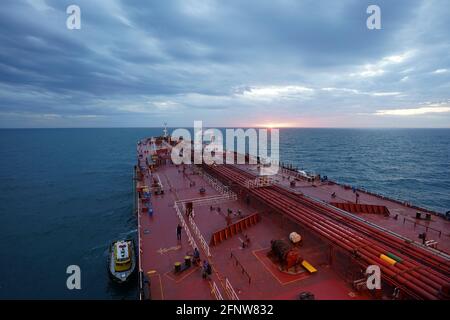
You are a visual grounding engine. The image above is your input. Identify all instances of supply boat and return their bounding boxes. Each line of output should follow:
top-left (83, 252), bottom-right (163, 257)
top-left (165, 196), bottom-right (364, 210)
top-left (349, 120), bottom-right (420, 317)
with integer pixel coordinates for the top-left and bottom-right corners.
top-left (109, 239), bottom-right (136, 283)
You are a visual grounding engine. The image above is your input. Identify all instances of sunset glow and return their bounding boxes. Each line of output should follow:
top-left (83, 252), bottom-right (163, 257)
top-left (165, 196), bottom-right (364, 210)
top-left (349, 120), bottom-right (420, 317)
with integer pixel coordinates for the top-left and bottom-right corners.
top-left (256, 122), bottom-right (294, 128)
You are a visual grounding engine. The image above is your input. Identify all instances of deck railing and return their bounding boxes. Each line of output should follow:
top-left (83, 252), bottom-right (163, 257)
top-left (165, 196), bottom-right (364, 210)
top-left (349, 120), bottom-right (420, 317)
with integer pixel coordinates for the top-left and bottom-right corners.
top-left (245, 176), bottom-right (273, 188)
top-left (136, 166), bottom-right (144, 300)
top-left (197, 168), bottom-right (237, 199)
top-left (174, 202), bottom-right (199, 251)
top-left (230, 252), bottom-right (252, 284)
top-left (188, 214), bottom-right (211, 257)
top-left (174, 200), bottom-right (211, 257)
top-left (180, 193), bottom-right (236, 207)
top-left (402, 217), bottom-right (444, 237)
top-left (225, 278), bottom-right (240, 300)
top-left (211, 281), bottom-right (223, 300)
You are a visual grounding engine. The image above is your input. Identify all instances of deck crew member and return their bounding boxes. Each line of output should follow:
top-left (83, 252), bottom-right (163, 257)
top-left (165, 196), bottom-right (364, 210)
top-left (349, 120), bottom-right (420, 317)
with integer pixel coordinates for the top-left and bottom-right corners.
top-left (193, 247), bottom-right (200, 265)
top-left (176, 224), bottom-right (182, 241)
top-left (202, 260), bottom-right (211, 279)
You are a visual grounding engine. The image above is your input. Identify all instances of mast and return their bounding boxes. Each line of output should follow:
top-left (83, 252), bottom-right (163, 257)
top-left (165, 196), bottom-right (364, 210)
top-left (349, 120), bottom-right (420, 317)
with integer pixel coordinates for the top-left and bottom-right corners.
top-left (163, 122), bottom-right (168, 138)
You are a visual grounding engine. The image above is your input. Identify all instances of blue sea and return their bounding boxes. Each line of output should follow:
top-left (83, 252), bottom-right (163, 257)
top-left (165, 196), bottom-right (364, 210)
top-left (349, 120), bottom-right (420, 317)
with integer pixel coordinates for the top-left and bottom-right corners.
top-left (0, 128), bottom-right (449, 299)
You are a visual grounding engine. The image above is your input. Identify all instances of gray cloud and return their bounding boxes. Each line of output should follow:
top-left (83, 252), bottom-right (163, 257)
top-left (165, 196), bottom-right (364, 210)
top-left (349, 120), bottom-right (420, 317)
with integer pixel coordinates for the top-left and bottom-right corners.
top-left (0, 0), bottom-right (449, 127)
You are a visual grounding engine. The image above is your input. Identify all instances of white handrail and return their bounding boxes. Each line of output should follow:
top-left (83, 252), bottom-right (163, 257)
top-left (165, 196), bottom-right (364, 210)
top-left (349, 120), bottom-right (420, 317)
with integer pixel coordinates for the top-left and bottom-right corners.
top-left (188, 214), bottom-right (211, 257)
top-left (173, 169), bottom-right (238, 260)
top-left (211, 281), bottom-right (223, 300)
top-left (174, 202), bottom-right (198, 251)
top-left (180, 193), bottom-right (236, 207)
top-left (197, 169), bottom-right (237, 199)
top-left (225, 278), bottom-right (239, 300)
top-left (174, 200), bottom-right (211, 257)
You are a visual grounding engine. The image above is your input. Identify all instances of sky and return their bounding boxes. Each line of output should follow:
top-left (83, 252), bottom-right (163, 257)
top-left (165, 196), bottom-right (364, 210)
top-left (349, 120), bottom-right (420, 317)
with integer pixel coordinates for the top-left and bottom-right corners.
top-left (0, 0), bottom-right (449, 128)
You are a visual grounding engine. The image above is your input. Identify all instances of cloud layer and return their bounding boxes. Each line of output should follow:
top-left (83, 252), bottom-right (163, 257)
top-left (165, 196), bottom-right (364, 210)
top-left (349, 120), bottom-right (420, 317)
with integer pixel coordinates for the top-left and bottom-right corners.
top-left (0, 0), bottom-right (449, 127)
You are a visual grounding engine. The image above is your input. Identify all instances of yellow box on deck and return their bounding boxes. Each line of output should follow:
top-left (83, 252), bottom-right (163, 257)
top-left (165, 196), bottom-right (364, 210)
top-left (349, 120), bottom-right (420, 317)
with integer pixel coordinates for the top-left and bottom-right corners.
top-left (302, 260), bottom-right (317, 273)
top-left (380, 254), bottom-right (397, 265)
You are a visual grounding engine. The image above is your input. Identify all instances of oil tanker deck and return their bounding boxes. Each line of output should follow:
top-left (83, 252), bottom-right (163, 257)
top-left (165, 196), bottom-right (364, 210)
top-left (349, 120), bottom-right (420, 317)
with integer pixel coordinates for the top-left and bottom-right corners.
top-left (134, 134), bottom-right (450, 300)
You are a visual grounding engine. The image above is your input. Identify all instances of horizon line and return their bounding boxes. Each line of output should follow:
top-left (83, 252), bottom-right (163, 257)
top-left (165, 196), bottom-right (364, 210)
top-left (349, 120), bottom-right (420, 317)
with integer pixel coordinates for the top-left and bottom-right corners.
top-left (1, 126), bottom-right (450, 130)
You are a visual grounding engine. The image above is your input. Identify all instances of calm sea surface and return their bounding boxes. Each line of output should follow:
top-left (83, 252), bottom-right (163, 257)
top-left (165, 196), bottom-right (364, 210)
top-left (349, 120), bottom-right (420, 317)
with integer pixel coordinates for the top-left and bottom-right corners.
top-left (0, 128), bottom-right (449, 298)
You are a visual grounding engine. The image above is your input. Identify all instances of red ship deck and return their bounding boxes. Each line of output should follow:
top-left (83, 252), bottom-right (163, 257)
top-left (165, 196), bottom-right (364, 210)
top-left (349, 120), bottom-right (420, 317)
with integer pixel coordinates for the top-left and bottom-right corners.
top-left (237, 164), bottom-right (450, 254)
top-left (135, 138), bottom-right (450, 300)
top-left (137, 163), bottom-right (368, 300)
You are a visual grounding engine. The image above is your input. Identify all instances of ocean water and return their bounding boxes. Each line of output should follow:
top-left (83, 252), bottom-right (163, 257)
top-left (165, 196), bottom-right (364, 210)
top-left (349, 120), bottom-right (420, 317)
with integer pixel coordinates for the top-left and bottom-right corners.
top-left (0, 128), bottom-right (449, 299)
top-left (280, 129), bottom-right (450, 214)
